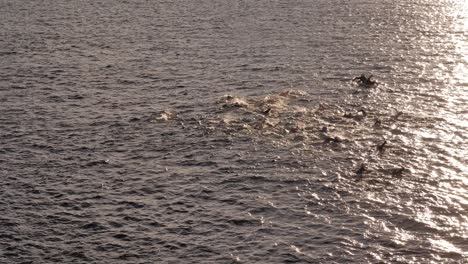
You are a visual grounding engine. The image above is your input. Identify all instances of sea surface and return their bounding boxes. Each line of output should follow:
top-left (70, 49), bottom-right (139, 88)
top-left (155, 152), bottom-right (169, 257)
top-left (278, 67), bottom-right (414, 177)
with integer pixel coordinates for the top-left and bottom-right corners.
top-left (1, 0), bottom-right (467, 263)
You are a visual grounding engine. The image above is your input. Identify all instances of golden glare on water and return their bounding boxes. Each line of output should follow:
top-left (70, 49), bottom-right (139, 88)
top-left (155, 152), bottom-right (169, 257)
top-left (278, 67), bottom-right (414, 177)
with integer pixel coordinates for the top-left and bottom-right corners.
top-left (453, 0), bottom-right (468, 84)
top-left (428, 238), bottom-right (464, 255)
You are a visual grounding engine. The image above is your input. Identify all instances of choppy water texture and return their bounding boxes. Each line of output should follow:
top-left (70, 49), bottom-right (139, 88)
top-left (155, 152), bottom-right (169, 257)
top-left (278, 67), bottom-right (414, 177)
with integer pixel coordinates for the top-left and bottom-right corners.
top-left (1, 0), bottom-right (467, 263)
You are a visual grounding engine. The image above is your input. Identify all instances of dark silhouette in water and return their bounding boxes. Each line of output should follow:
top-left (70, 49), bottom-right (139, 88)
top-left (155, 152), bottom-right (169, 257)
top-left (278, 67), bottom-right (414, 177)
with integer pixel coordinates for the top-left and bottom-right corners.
top-left (373, 118), bottom-right (382, 128)
top-left (376, 139), bottom-right (387, 154)
top-left (393, 111), bottom-right (403, 120)
top-left (353, 74), bottom-right (376, 86)
top-left (356, 163), bottom-right (366, 175)
top-left (262, 108), bottom-right (272, 116)
top-left (323, 135), bottom-right (343, 143)
top-left (343, 109), bottom-right (367, 120)
top-left (355, 163), bottom-right (367, 181)
top-left (389, 167), bottom-right (406, 179)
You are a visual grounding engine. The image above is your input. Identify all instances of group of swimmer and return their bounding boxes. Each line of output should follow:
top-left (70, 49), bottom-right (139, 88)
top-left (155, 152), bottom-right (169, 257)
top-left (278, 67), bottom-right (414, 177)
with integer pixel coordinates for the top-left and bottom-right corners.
top-left (216, 75), bottom-right (404, 181)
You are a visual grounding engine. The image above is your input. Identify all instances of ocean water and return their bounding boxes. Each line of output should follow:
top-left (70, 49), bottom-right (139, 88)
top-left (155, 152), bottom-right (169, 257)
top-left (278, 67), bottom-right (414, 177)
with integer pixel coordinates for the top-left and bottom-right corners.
top-left (0, 0), bottom-right (467, 263)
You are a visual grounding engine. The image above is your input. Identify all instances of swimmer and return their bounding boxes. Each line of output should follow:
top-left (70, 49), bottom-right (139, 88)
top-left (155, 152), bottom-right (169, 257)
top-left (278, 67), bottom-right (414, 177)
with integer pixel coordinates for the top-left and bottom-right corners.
top-left (376, 139), bottom-right (387, 153)
top-left (343, 109), bottom-right (367, 120)
top-left (357, 109), bottom-right (367, 117)
top-left (393, 111), bottom-right (403, 120)
top-left (373, 118), bottom-right (382, 128)
top-left (353, 74), bottom-right (376, 86)
top-left (262, 108), bottom-right (272, 115)
top-left (356, 163), bottom-right (367, 175)
top-left (390, 167), bottom-right (405, 179)
top-left (355, 163), bottom-right (367, 181)
top-left (323, 135), bottom-right (343, 143)
top-left (353, 74), bottom-right (368, 83)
